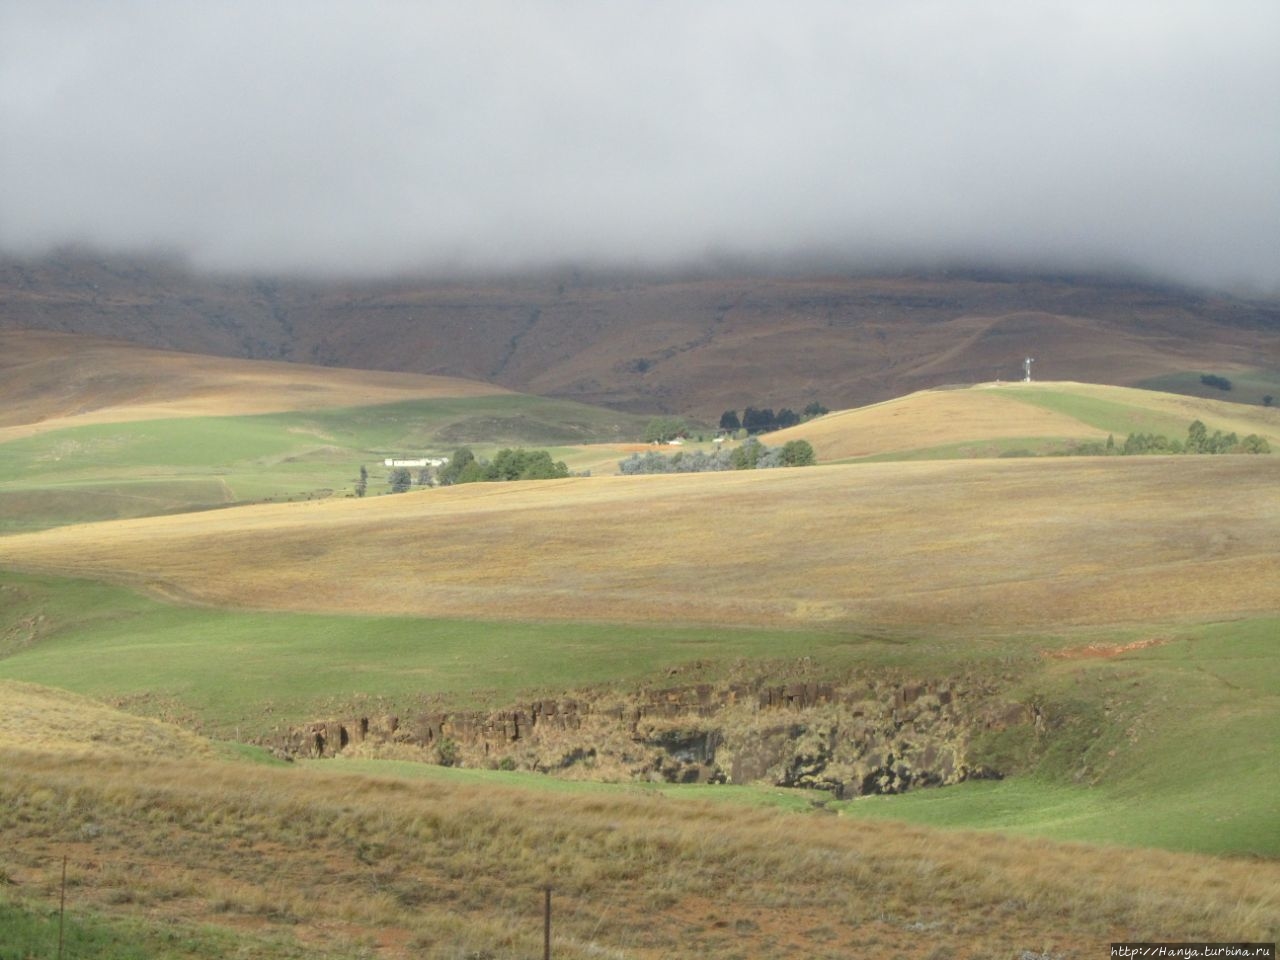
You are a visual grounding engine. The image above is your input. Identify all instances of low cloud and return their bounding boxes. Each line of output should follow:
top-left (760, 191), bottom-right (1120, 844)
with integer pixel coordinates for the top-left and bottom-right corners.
top-left (2, 1), bottom-right (1277, 290)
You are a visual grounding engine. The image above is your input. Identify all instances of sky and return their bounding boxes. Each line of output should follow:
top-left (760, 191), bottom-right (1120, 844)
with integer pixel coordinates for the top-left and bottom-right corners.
top-left (2, 1), bottom-right (1278, 290)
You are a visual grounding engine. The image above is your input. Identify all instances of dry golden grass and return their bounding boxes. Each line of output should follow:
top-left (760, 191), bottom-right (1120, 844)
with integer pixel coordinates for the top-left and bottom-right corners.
top-left (0, 679), bottom-right (216, 761)
top-left (0, 329), bottom-right (510, 440)
top-left (2, 747), bottom-right (1276, 959)
top-left (766, 384), bottom-right (1103, 459)
top-left (766, 380), bottom-right (1280, 460)
top-left (3, 456), bottom-right (1277, 630)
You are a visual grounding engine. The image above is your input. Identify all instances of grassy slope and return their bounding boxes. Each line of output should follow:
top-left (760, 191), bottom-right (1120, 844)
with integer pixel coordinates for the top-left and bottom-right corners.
top-left (1, 569), bottom-right (1276, 859)
top-left (0, 396), bottom-right (650, 532)
top-left (3, 456), bottom-right (1276, 630)
top-left (765, 380), bottom-right (1280, 462)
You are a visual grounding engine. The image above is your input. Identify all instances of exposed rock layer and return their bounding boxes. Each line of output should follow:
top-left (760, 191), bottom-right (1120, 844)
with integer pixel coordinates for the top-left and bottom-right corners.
top-left (279, 673), bottom-right (1038, 797)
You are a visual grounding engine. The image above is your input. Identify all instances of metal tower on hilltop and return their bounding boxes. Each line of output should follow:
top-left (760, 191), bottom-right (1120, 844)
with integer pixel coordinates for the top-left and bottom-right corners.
top-left (1023, 357), bottom-right (1035, 382)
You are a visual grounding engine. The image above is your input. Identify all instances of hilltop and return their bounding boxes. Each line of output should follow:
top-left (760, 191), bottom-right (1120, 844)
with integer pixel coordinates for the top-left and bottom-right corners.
top-left (764, 380), bottom-right (1280, 460)
top-left (0, 329), bottom-right (510, 440)
top-left (3, 252), bottom-right (1277, 417)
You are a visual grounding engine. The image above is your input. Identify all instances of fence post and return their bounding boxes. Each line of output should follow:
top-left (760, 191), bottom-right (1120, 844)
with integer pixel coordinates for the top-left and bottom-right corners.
top-left (544, 885), bottom-right (552, 960)
top-left (57, 856), bottom-right (67, 960)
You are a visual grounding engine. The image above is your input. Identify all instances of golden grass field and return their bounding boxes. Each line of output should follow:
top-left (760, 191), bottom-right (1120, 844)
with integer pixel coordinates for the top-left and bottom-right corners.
top-left (2, 455), bottom-right (1276, 630)
top-left (766, 380), bottom-right (1280, 460)
top-left (0, 329), bottom-right (510, 441)
top-left (0, 679), bottom-right (216, 761)
top-left (2, 692), bottom-right (1276, 960)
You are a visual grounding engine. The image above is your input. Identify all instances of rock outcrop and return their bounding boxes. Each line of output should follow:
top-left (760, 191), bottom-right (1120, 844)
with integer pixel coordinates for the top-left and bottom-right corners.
top-left (277, 671), bottom-right (1037, 797)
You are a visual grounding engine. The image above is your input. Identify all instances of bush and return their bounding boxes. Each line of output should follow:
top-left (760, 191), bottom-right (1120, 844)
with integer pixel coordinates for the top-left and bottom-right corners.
top-left (1200, 374), bottom-right (1233, 391)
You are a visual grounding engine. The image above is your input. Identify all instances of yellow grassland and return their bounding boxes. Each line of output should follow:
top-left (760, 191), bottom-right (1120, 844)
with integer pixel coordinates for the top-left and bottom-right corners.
top-left (0, 329), bottom-right (510, 440)
top-left (0, 679), bottom-right (216, 761)
top-left (2, 746), bottom-right (1276, 959)
top-left (2, 456), bottom-right (1276, 629)
top-left (765, 381), bottom-right (1280, 460)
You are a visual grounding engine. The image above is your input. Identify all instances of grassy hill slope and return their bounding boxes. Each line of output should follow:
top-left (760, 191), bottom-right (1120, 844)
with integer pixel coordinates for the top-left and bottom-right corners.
top-left (2, 456), bottom-right (1276, 630)
top-left (0, 331), bottom-right (651, 532)
top-left (0, 329), bottom-right (511, 438)
top-left (765, 380), bottom-right (1280, 461)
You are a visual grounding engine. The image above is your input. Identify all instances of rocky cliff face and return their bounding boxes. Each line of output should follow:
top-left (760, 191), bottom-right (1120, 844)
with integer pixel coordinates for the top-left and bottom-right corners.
top-left (278, 672), bottom-right (1040, 798)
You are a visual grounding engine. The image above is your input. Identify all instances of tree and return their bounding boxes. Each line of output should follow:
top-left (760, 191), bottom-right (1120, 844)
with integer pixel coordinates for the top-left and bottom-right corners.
top-left (1186, 420), bottom-right (1208, 453)
top-left (780, 439), bottom-right (816, 466)
top-left (774, 408), bottom-right (801, 429)
top-left (644, 417), bottom-right (687, 444)
top-left (719, 410), bottom-right (741, 432)
top-left (1200, 374), bottom-right (1232, 391)
top-left (802, 401), bottom-right (829, 419)
top-left (437, 448), bottom-right (475, 486)
top-left (388, 467), bottom-right (412, 493)
top-left (730, 437), bottom-right (766, 469)
top-left (1240, 434), bottom-right (1272, 454)
top-left (741, 407), bottom-right (775, 434)
top-left (355, 465), bottom-right (368, 497)
top-left (1263, 395), bottom-right (1274, 407)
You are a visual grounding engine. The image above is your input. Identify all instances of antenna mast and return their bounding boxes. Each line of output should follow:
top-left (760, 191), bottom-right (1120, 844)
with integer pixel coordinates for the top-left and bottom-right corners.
top-left (1023, 357), bottom-right (1035, 382)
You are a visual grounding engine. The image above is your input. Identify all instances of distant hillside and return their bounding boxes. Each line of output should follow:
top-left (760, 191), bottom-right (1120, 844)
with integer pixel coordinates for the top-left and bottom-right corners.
top-left (2, 251), bottom-right (1277, 417)
top-left (0, 329), bottom-right (510, 439)
top-left (765, 381), bottom-right (1280, 461)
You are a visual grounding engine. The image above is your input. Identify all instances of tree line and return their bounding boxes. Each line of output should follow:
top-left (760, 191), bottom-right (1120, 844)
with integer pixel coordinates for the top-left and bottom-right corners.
top-left (619, 438), bottom-right (816, 474)
top-left (720, 401), bottom-right (828, 435)
top-left (1067, 420), bottom-right (1271, 457)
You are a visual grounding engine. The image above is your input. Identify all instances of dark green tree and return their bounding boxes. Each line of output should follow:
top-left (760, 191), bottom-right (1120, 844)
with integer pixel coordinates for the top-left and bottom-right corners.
top-left (780, 439), bottom-right (816, 466)
top-left (719, 410), bottom-right (741, 432)
top-left (388, 467), bottom-right (413, 493)
top-left (437, 448), bottom-right (476, 486)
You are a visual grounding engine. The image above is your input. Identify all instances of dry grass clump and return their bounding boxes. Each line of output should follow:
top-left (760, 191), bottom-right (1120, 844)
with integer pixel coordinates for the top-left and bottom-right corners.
top-left (1, 749), bottom-right (1276, 959)
top-left (0, 680), bottom-right (217, 761)
top-left (0, 329), bottom-right (509, 440)
top-left (3, 455), bottom-right (1277, 630)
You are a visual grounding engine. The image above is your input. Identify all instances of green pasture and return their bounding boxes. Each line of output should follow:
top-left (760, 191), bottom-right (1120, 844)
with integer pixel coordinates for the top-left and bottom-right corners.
top-left (0, 395), bottom-right (650, 531)
top-left (1136, 369), bottom-right (1280, 407)
top-left (0, 895), bottom-right (351, 960)
top-left (1, 571), bottom-right (1275, 856)
top-left (847, 435), bottom-right (1085, 463)
top-left (998, 386), bottom-right (1192, 436)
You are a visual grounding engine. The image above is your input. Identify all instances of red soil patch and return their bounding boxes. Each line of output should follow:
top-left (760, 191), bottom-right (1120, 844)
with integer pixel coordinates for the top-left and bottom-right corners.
top-left (1044, 637), bottom-right (1173, 660)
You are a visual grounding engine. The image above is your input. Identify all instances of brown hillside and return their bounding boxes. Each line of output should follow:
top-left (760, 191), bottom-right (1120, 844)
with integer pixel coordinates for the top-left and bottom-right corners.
top-left (0, 329), bottom-right (510, 439)
top-left (2, 252), bottom-right (1276, 418)
top-left (2, 457), bottom-right (1276, 630)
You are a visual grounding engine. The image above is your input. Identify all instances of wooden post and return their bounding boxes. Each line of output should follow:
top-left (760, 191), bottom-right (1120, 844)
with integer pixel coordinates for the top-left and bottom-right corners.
top-left (543, 885), bottom-right (552, 960)
top-left (57, 856), bottom-right (67, 960)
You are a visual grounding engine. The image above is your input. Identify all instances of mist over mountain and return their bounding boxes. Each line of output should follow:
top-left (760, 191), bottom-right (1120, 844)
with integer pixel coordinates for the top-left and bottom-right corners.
top-left (2, 2), bottom-right (1278, 292)
top-left (3, 250), bottom-right (1276, 417)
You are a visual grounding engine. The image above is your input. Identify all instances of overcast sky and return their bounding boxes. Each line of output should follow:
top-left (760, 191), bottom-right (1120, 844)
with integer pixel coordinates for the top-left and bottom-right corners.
top-left (2, 1), bottom-right (1277, 290)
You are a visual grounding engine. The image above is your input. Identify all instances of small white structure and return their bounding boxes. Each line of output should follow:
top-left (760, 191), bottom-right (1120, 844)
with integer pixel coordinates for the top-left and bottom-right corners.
top-left (1023, 357), bottom-right (1035, 383)
top-left (384, 457), bottom-right (449, 468)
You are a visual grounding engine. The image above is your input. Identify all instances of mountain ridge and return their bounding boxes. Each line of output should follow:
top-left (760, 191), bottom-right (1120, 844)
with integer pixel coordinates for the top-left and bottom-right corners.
top-left (2, 251), bottom-right (1277, 417)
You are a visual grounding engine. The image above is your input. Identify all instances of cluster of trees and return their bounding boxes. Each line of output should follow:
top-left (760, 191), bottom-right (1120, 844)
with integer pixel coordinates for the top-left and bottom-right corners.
top-left (438, 447), bottom-right (570, 485)
top-left (719, 402), bottom-right (828, 435)
top-left (619, 438), bottom-right (816, 474)
top-left (643, 416), bottom-right (691, 443)
top-left (1200, 374), bottom-right (1232, 391)
top-left (1069, 420), bottom-right (1271, 456)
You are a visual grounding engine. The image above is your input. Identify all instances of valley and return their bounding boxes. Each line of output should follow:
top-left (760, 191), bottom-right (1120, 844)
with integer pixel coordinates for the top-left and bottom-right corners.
top-left (0, 324), bottom-right (1277, 958)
